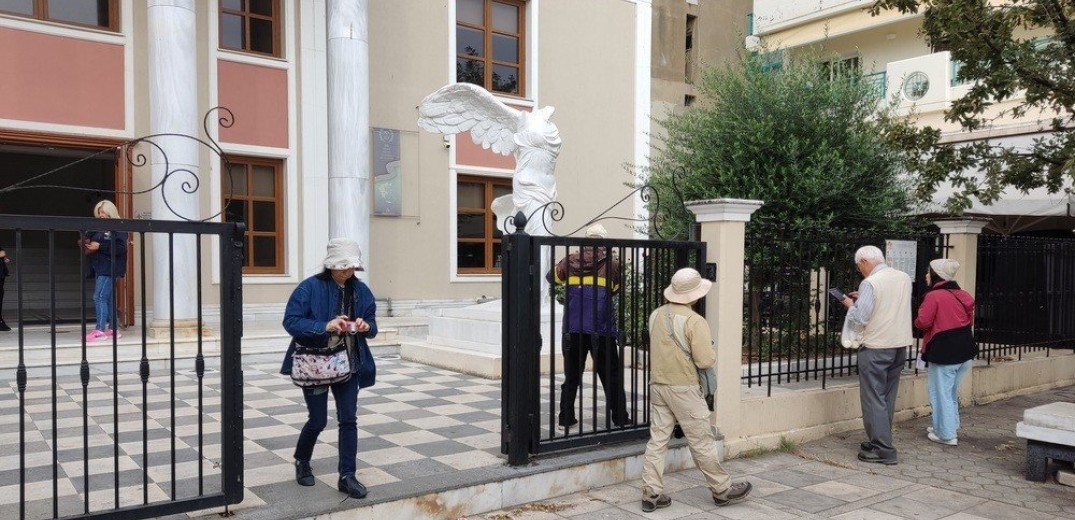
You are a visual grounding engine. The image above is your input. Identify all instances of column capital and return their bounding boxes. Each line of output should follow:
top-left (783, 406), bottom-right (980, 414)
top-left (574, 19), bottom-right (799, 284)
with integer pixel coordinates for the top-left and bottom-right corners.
top-left (686, 199), bottom-right (764, 223)
top-left (934, 217), bottom-right (991, 235)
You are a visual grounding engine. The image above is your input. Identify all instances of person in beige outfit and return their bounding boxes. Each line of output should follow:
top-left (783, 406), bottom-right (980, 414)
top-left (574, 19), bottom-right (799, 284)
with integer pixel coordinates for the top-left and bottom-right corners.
top-left (640, 267), bottom-right (752, 513)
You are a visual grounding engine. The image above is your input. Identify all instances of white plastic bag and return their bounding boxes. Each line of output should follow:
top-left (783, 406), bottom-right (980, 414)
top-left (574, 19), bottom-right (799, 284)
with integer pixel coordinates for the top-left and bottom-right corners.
top-left (840, 316), bottom-right (860, 349)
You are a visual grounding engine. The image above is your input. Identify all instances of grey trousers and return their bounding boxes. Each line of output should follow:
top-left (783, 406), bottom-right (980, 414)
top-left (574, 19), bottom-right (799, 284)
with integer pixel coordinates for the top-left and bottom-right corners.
top-left (857, 346), bottom-right (907, 460)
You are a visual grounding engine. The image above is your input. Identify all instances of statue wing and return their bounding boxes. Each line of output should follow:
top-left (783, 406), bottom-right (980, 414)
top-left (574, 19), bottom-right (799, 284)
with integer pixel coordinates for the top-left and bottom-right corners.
top-left (418, 83), bottom-right (523, 157)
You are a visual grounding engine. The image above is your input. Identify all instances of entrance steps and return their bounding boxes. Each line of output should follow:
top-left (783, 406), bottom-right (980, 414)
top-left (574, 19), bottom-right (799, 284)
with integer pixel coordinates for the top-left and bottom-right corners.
top-left (0, 317), bottom-right (429, 369)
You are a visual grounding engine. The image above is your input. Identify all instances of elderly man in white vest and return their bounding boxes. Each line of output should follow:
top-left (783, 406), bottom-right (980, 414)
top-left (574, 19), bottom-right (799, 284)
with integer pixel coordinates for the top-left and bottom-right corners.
top-left (840, 245), bottom-right (913, 465)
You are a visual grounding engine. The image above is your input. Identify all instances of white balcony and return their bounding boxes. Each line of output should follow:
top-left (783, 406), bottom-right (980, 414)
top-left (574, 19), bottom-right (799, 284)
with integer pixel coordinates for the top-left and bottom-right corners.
top-left (751, 0), bottom-right (874, 35)
top-left (875, 51), bottom-right (972, 111)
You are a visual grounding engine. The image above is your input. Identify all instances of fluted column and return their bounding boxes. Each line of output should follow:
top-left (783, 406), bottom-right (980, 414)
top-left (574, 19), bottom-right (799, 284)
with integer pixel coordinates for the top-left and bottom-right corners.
top-left (148, 0), bottom-right (199, 333)
top-left (327, 0), bottom-right (371, 276)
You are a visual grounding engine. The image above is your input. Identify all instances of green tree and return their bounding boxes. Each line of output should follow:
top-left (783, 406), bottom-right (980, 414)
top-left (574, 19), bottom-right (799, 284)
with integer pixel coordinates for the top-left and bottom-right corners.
top-left (646, 52), bottom-right (933, 360)
top-left (872, 0), bottom-right (1075, 211)
top-left (647, 52), bottom-right (922, 238)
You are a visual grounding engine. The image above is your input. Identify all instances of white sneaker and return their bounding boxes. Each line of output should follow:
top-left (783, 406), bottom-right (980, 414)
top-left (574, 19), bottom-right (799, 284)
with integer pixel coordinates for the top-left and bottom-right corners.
top-left (928, 432), bottom-right (957, 446)
top-left (927, 426), bottom-right (934, 434)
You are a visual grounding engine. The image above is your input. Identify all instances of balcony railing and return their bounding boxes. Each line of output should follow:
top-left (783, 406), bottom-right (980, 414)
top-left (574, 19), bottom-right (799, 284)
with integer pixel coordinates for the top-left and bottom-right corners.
top-left (864, 71), bottom-right (887, 98)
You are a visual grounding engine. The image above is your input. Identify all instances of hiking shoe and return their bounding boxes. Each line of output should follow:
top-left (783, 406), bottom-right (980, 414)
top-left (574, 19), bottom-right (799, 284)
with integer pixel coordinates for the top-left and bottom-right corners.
top-left (928, 432), bottom-right (957, 446)
top-left (641, 493), bottom-right (671, 513)
top-left (295, 460), bottom-right (314, 486)
top-left (713, 481), bottom-right (752, 506)
top-left (860, 441), bottom-right (875, 452)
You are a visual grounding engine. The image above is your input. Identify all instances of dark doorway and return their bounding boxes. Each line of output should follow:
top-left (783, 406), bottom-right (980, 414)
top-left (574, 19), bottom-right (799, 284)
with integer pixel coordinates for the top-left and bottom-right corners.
top-left (0, 143), bottom-right (118, 323)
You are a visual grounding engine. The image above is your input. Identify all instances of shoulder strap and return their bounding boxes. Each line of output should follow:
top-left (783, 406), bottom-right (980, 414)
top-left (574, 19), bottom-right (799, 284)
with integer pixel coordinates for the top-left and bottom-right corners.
top-left (663, 307), bottom-right (693, 362)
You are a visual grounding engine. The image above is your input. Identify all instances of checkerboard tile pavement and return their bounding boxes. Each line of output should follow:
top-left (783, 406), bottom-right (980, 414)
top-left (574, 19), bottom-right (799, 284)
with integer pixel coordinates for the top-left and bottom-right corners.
top-left (0, 352), bottom-right (643, 519)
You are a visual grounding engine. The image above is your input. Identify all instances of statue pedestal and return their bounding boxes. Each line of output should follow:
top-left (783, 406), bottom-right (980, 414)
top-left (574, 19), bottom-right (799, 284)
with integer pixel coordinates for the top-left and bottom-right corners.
top-left (400, 300), bottom-right (564, 379)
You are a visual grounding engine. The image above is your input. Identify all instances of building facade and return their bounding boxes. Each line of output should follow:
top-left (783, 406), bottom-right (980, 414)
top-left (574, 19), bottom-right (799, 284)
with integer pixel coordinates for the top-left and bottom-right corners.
top-left (747, 0), bottom-right (1074, 235)
top-left (0, 0), bottom-right (677, 322)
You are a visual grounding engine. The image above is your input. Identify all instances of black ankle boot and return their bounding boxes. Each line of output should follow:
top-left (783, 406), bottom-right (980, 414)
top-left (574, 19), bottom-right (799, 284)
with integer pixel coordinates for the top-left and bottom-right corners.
top-left (294, 460), bottom-right (314, 486)
top-left (0, 321), bottom-right (10, 332)
top-left (338, 475), bottom-right (367, 498)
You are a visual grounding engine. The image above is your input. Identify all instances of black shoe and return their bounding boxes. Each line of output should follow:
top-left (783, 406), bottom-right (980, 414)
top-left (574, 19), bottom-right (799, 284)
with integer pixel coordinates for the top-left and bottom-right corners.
top-left (294, 460), bottom-right (314, 486)
top-left (558, 416), bottom-right (578, 428)
top-left (857, 450), bottom-right (897, 465)
top-left (713, 481), bottom-right (752, 506)
top-left (860, 441), bottom-right (875, 452)
top-left (641, 493), bottom-right (671, 512)
top-left (338, 475), bottom-right (368, 499)
top-left (612, 413), bottom-right (632, 427)
top-left (0, 321), bottom-right (10, 332)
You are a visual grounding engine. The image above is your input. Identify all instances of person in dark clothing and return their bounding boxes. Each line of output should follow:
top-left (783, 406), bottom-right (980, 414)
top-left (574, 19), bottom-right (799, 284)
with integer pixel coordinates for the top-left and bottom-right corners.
top-left (281, 238), bottom-right (377, 500)
top-left (548, 223), bottom-right (629, 428)
top-left (82, 200), bottom-right (128, 341)
top-left (0, 244), bottom-right (9, 331)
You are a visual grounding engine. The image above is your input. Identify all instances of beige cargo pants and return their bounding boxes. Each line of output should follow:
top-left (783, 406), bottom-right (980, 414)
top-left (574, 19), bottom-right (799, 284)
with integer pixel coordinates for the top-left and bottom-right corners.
top-left (642, 384), bottom-right (730, 497)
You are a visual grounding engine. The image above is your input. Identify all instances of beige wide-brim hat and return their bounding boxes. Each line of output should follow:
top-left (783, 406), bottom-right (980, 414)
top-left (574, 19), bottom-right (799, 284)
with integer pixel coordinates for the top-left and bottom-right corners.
top-left (664, 267), bottom-right (712, 304)
top-left (323, 238), bottom-right (365, 271)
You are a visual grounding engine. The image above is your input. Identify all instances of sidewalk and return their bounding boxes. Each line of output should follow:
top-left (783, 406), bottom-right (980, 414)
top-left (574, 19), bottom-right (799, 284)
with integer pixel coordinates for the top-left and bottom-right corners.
top-left (476, 385), bottom-right (1075, 519)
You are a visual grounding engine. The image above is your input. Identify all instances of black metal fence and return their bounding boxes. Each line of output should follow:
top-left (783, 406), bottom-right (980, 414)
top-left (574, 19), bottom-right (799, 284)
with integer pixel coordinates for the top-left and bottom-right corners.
top-left (501, 225), bottom-right (705, 465)
top-left (743, 225), bottom-right (949, 395)
top-left (975, 233), bottom-right (1075, 363)
top-left (0, 214), bottom-right (244, 520)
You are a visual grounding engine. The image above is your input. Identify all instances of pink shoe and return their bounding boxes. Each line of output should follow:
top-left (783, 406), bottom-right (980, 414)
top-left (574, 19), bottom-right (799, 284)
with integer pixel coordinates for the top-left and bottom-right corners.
top-left (104, 329), bottom-right (122, 339)
top-left (85, 330), bottom-right (106, 342)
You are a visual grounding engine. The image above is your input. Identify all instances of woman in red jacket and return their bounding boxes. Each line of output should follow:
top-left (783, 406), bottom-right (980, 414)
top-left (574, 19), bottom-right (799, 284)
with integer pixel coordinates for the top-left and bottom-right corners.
top-left (914, 259), bottom-right (977, 446)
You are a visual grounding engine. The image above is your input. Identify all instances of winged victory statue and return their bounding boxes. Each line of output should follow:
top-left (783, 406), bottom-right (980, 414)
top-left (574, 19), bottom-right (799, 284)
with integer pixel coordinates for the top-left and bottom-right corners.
top-left (418, 83), bottom-right (562, 236)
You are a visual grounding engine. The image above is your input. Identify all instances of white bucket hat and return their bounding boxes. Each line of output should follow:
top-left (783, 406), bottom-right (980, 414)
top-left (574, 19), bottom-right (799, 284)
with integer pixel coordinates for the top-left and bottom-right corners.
top-left (929, 258), bottom-right (959, 281)
top-left (323, 238), bottom-right (364, 271)
top-left (585, 223), bottom-right (608, 238)
top-left (664, 267), bottom-right (712, 304)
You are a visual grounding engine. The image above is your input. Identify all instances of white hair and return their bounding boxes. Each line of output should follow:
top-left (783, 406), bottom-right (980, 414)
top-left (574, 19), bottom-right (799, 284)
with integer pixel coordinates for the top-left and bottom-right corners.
top-left (854, 245), bottom-right (885, 264)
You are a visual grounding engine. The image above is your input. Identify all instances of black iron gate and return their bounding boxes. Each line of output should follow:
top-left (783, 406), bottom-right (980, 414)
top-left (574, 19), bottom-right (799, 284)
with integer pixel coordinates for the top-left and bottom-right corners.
top-left (501, 217), bottom-right (706, 466)
top-left (975, 233), bottom-right (1075, 362)
top-left (0, 214), bottom-right (244, 520)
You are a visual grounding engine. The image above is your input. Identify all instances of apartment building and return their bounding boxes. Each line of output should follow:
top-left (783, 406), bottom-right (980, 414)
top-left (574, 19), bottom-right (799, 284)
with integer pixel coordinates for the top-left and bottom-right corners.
top-left (0, 1), bottom-right (675, 322)
top-left (748, 0), bottom-right (1074, 235)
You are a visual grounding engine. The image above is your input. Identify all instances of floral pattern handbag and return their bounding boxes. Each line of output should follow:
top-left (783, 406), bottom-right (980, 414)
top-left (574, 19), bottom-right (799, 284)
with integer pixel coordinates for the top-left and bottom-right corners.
top-left (289, 338), bottom-right (352, 388)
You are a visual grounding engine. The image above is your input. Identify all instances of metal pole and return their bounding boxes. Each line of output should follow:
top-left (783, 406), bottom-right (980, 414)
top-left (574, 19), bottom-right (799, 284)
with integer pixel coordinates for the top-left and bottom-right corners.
top-left (505, 212), bottom-right (535, 466)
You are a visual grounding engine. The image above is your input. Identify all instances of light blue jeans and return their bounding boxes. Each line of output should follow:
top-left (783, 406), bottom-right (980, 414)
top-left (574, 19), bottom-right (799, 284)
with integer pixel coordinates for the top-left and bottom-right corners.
top-left (93, 275), bottom-right (114, 331)
top-left (927, 360), bottom-right (972, 440)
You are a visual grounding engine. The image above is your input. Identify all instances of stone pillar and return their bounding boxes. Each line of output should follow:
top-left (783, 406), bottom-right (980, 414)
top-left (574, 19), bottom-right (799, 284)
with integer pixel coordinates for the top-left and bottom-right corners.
top-left (686, 198), bottom-right (764, 442)
top-left (933, 218), bottom-right (990, 297)
top-left (326, 0), bottom-right (371, 278)
top-left (934, 218), bottom-right (989, 407)
top-left (148, 0), bottom-right (199, 334)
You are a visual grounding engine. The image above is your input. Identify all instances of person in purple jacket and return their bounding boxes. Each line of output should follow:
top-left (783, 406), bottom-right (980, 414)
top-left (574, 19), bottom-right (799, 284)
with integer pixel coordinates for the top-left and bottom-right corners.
top-left (549, 224), bottom-right (629, 428)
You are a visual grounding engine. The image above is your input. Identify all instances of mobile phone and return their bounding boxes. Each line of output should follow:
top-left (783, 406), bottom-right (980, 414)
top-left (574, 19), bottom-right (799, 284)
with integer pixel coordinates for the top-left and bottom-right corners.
top-left (828, 288), bottom-right (846, 301)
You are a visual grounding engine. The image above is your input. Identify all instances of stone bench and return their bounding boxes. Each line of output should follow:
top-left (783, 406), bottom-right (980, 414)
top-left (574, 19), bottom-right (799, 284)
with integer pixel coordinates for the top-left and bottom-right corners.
top-left (1015, 402), bottom-right (1075, 482)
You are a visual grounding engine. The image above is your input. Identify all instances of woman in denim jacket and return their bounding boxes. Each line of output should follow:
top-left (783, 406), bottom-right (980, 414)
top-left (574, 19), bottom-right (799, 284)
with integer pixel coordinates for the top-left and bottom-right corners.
top-left (281, 238), bottom-right (377, 499)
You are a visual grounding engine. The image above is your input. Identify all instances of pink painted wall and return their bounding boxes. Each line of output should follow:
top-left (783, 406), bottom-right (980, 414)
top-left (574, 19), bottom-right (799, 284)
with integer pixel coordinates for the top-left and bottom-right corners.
top-left (0, 27), bottom-right (124, 130)
top-left (454, 103), bottom-right (530, 170)
top-left (217, 60), bottom-right (288, 149)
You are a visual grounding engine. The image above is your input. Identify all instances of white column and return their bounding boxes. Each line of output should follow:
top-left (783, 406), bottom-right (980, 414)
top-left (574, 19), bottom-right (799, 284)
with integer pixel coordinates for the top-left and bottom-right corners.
top-left (633, 0), bottom-right (652, 239)
top-left (686, 198), bottom-right (764, 447)
top-left (148, 0), bottom-right (199, 331)
top-left (326, 0), bottom-right (371, 276)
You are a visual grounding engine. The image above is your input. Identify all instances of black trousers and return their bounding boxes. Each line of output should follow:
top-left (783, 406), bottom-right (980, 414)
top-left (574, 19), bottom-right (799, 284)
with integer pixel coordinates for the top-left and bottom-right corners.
top-left (0, 277), bottom-right (5, 322)
top-left (559, 333), bottom-right (629, 425)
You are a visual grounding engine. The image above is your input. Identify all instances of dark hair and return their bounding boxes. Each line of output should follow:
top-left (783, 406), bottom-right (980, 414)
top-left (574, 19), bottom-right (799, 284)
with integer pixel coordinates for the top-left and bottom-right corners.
top-left (927, 267), bottom-right (940, 281)
top-left (315, 268), bottom-right (332, 280)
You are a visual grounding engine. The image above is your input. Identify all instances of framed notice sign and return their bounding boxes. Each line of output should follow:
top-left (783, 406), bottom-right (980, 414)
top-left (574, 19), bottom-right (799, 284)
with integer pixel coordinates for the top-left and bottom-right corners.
top-left (885, 239), bottom-right (917, 279)
top-left (372, 128), bottom-right (402, 216)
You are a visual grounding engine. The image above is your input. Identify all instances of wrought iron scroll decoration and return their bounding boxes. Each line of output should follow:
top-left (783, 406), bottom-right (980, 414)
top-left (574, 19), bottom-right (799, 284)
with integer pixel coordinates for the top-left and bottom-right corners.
top-left (0, 107), bottom-right (236, 222)
top-left (503, 184), bottom-right (683, 240)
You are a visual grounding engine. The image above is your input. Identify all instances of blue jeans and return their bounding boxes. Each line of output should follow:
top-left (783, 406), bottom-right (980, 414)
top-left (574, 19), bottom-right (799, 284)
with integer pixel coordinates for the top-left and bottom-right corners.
top-left (294, 374), bottom-right (361, 477)
top-left (93, 275), bottom-right (114, 331)
top-left (927, 360), bottom-right (972, 440)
